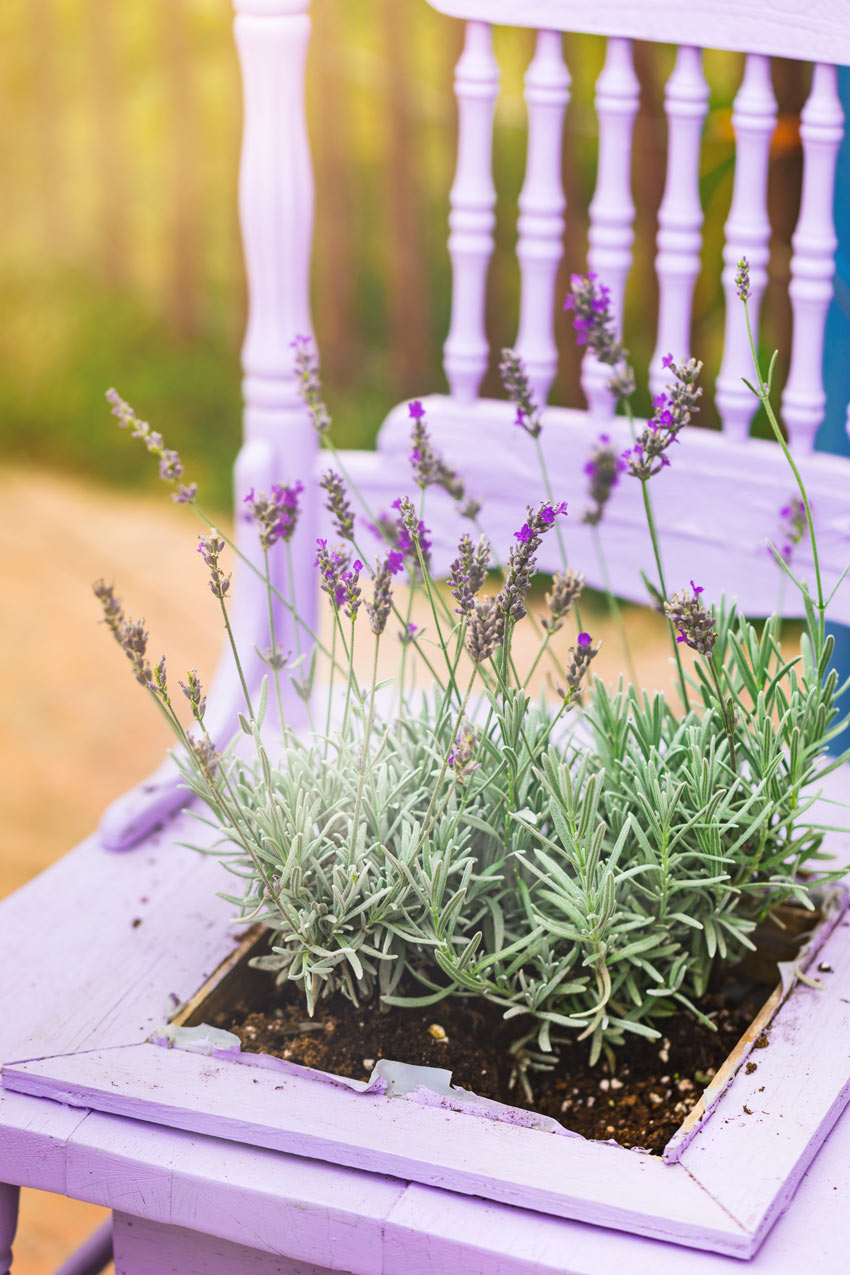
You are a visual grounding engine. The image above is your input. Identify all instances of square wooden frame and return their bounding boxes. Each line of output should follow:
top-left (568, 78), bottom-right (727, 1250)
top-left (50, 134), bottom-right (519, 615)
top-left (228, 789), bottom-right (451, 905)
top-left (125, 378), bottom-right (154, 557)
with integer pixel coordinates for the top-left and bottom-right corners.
top-left (4, 889), bottom-right (850, 1260)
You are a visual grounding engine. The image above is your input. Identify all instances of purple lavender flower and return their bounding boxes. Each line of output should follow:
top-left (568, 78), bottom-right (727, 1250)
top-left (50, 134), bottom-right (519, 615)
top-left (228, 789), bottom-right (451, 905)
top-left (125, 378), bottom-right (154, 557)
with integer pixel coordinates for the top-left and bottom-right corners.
top-left (399, 622), bottom-right (420, 646)
top-left (447, 721), bottom-right (481, 782)
top-left (93, 580), bottom-right (157, 688)
top-left (466, 597), bottom-right (504, 663)
top-left (178, 668), bottom-right (207, 722)
top-left (774, 496), bottom-right (807, 564)
top-left (106, 389), bottom-right (197, 504)
top-left (582, 434), bottom-right (625, 526)
top-left (623, 357), bottom-right (702, 481)
top-left (498, 502), bottom-right (567, 624)
top-left (499, 349), bottom-right (542, 438)
top-left (319, 470), bottom-right (356, 542)
top-left (366, 553), bottom-right (395, 636)
top-left (542, 569), bottom-right (585, 633)
top-left (188, 735), bottom-right (220, 780)
top-left (563, 274), bottom-right (633, 398)
top-left (197, 531), bottom-right (230, 600)
top-left (315, 539), bottom-right (351, 606)
top-left (407, 405), bottom-right (479, 518)
top-left (338, 559), bottom-right (363, 621)
top-left (664, 582), bottom-right (716, 654)
top-left (93, 579), bottom-right (124, 641)
top-left (291, 334), bottom-right (331, 434)
top-left (392, 497), bottom-right (432, 576)
top-left (735, 256), bottom-right (751, 303)
top-left (447, 533), bottom-right (490, 615)
top-left (243, 481), bottom-right (304, 550)
top-left (559, 632), bottom-right (599, 703)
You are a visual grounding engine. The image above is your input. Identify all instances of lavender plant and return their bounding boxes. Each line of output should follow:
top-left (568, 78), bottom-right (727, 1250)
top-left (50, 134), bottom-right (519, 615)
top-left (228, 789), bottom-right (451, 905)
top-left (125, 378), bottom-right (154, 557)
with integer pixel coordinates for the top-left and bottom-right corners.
top-left (95, 305), bottom-right (848, 1072)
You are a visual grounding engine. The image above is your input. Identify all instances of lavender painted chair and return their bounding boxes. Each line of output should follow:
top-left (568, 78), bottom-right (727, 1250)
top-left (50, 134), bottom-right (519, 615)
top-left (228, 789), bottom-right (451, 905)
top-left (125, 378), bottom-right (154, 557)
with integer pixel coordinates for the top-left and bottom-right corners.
top-left (3, 3), bottom-right (850, 1273)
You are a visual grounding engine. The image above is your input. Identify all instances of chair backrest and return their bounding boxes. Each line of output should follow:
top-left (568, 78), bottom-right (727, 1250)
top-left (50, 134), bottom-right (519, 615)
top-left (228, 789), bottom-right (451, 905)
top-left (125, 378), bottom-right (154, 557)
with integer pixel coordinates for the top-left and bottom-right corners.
top-left (231, 0), bottom-right (850, 661)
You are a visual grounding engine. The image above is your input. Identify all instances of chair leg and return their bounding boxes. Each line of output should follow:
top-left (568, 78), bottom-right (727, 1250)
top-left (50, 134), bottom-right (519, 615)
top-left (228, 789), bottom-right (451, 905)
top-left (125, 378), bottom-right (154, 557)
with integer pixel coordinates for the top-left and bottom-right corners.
top-left (0, 1184), bottom-right (19, 1275)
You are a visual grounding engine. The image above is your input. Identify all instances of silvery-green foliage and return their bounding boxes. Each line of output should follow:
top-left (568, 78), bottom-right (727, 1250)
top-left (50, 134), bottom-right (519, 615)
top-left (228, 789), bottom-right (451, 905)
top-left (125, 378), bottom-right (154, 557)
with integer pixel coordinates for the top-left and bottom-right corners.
top-left (184, 602), bottom-right (845, 1064)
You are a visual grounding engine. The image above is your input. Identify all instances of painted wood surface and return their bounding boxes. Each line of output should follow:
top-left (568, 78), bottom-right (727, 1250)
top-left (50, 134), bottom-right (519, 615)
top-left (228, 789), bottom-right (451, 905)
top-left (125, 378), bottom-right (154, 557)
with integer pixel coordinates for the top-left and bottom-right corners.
top-left (98, 0), bottom-right (319, 853)
top-left (443, 21), bottom-right (500, 401)
top-left (7, 884), bottom-right (850, 1264)
top-left (715, 54), bottom-right (777, 441)
top-left (782, 64), bottom-right (845, 453)
top-left (2, 1086), bottom-right (850, 1274)
top-left (112, 1214), bottom-right (341, 1275)
top-left (0, 1183), bottom-right (17, 1275)
top-left (649, 46), bottom-right (708, 397)
top-left (581, 36), bottom-right (638, 418)
top-left (0, 1091), bottom-right (90, 1193)
top-left (361, 398), bottom-right (850, 623)
top-left (2, 1044), bottom-right (750, 1256)
top-left (65, 1110), bottom-right (403, 1272)
top-left (0, 821), bottom-right (237, 1063)
top-left (425, 2), bottom-right (850, 65)
top-left (680, 914), bottom-right (850, 1248)
top-left (514, 29), bottom-right (570, 406)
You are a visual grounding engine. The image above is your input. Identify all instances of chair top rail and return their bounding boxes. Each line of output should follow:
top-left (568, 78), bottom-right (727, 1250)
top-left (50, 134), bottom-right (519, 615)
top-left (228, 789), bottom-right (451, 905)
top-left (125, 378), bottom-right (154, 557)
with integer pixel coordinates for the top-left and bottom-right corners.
top-left (426, 1), bottom-right (850, 67)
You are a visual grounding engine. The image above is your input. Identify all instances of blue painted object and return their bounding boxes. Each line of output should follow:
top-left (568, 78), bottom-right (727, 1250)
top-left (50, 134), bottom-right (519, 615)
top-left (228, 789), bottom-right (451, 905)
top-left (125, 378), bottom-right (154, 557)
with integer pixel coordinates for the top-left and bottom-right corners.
top-left (816, 67), bottom-right (850, 755)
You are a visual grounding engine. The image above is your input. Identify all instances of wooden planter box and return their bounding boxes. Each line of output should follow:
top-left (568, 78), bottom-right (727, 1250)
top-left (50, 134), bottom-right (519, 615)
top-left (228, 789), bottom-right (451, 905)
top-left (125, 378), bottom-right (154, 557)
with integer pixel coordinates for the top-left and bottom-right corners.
top-left (5, 884), bottom-right (850, 1262)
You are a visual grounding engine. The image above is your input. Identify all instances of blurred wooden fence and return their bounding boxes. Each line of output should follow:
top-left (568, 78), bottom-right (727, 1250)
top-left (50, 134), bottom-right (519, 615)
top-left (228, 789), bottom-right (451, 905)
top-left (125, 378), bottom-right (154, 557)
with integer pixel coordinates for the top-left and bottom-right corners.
top-left (0, 0), bottom-right (809, 444)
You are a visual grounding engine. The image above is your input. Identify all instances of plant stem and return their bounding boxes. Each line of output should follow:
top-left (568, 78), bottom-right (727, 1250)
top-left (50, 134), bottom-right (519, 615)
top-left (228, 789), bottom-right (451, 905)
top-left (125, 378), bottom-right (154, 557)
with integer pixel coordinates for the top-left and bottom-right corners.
top-left (341, 616), bottom-right (357, 735)
top-left (349, 637), bottom-right (380, 857)
top-left (533, 435), bottom-right (583, 632)
top-left (637, 469), bottom-right (689, 711)
top-left (324, 619), bottom-right (337, 757)
top-left (413, 669), bottom-right (477, 858)
top-left (708, 655), bottom-right (737, 774)
top-left (218, 596), bottom-right (255, 720)
top-left (591, 524), bottom-right (638, 685)
top-left (413, 535), bottom-right (462, 704)
top-left (263, 547), bottom-right (286, 735)
top-left (742, 303), bottom-right (825, 648)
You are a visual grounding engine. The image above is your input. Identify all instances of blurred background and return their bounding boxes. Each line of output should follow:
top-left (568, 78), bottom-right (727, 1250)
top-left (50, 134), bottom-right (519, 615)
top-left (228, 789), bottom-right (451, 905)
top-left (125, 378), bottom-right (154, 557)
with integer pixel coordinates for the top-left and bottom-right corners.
top-left (3, 2), bottom-right (849, 1268)
top-left (0, 0), bottom-right (828, 508)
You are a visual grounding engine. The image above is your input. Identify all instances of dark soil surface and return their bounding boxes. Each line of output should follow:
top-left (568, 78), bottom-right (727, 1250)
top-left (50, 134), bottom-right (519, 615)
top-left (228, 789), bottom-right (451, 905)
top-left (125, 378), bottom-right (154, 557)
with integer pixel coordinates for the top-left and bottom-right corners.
top-left (213, 971), bottom-right (771, 1155)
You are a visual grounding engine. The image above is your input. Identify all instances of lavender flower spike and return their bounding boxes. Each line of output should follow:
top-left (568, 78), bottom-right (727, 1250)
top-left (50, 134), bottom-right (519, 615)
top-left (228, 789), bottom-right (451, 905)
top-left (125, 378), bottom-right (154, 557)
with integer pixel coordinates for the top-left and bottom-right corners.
top-left (563, 274), bottom-right (633, 400)
top-left (244, 481), bottom-right (304, 550)
top-left (315, 538), bottom-right (350, 604)
top-left (499, 349), bottom-right (541, 438)
top-left (366, 553), bottom-right (394, 636)
top-left (775, 495), bottom-right (807, 564)
top-left (466, 598), bottom-right (503, 664)
top-left (664, 582), bottom-right (716, 654)
top-left (408, 403), bottom-right (479, 518)
top-left (735, 256), bottom-right (751, 303)
top-left (542, 568), bottom-right (585, 633)
top-left (179, 668), bottom-right (207, 722)
top-left (447, 533), bottom-right (490, 616)
top-left (106, 388), bottom-right (197, 504)
top-left (448, 721), bottom-right (481, 782)
top-left (582, 434), bottom-right (625, 526)
top-left (498, 502), bottom-right (567, 624)
top-left (622, 356), bottom-right (703, 481)
top-left (560, 632), bottom-right (599, 703)
top-left (291, 334), bottom-right (331, 434)
top-left (319, 470), bottom-right (356, 542)
top-left (197, 531), bottom-right (230, 600)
